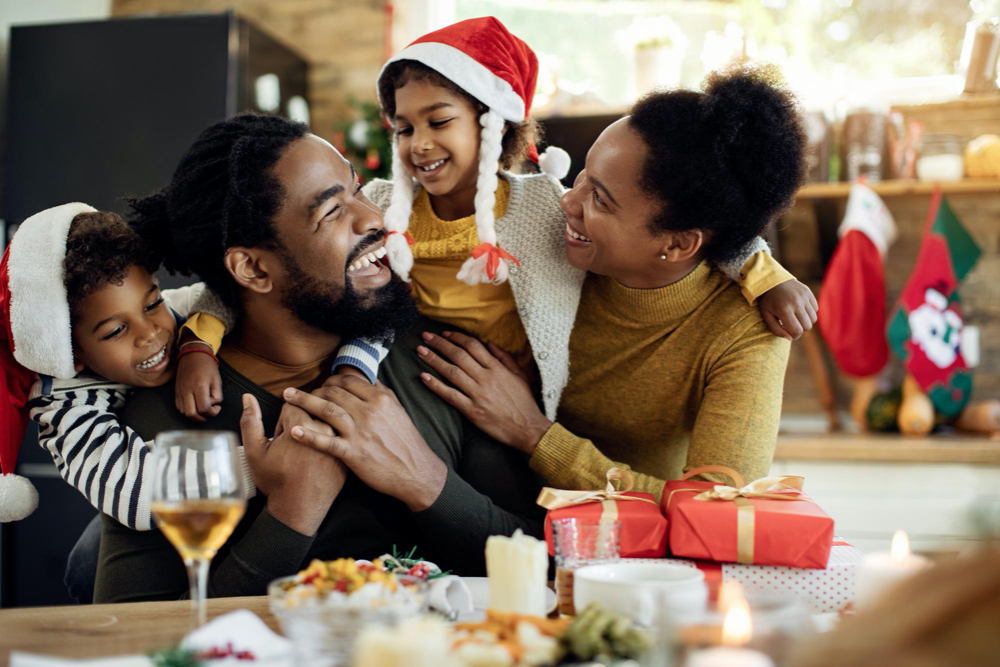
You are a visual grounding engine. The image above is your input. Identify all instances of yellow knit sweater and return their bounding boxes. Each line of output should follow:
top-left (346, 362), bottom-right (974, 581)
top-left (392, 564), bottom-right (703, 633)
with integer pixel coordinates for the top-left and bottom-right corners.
top-left (407, 180), bottom-right (533, 369)
top-left (530, 262), bottom-right (791, 502)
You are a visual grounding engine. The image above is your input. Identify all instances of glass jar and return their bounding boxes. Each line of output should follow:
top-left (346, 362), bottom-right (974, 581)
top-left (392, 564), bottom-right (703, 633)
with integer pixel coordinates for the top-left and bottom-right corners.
top-left (268, 574), bottom-right (427, 667)
top-left (916, 134), bottom-right (965, 182)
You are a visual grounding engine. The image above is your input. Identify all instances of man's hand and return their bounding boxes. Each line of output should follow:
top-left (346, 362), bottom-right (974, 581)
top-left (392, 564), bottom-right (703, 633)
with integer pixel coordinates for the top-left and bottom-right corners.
top-left (758, 280), bottom-right (818, 341)
top-left (414, 331), bottom-right (552, 455)
top-left (174, 345), bottom-right (223, 422)
top-left (240, 394), bottom-right (347, 536)
top-left (282, 377), bottom-right (448, 512)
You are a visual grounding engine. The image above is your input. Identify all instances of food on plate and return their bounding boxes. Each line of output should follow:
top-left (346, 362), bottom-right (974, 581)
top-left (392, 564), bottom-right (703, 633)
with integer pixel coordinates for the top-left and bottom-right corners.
top-left (560, 602), bottom-right (649, 663)
top-left (353, 603), bottom-right (649, 666)
top-left (272, 557), bottom-right (424, 612)
top-left (368, 545), bottom-right (449, 580)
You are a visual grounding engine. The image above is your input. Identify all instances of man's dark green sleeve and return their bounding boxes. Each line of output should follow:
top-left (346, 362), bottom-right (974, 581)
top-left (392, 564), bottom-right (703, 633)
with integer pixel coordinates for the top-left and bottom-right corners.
top-left (381, 320), bottom-right (547, 576)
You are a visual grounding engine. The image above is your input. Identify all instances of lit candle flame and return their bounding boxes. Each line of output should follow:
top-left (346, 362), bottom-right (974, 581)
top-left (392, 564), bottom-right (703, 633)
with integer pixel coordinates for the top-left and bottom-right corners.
top-left (890, 529), bottom-right (911, 563)
top-left (721, 595), bottom-right (752, 646)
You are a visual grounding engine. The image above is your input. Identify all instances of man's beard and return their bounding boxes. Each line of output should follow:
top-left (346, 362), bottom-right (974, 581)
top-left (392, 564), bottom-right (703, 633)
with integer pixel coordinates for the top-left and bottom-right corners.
top-left (278, 245), bottom-right (419, 342)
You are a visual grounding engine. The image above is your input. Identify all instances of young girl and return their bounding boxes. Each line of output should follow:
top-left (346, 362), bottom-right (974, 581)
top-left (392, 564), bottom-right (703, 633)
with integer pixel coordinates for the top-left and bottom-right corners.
top-left (364, 17), bottom-right (814, 419)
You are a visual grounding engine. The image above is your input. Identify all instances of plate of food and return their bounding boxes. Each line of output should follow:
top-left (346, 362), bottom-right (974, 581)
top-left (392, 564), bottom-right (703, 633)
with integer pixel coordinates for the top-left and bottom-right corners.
top-left (354, 602), bottom-right (651, 666)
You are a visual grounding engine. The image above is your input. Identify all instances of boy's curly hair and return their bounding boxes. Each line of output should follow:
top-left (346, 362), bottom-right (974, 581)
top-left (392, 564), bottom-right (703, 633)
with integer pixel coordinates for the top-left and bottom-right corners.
top-left (64, 211), bottom-right (160, 326)
top-left (378, 60), bottom-right (542, 171)
top-left (628, 63), bottom-right (808, 265)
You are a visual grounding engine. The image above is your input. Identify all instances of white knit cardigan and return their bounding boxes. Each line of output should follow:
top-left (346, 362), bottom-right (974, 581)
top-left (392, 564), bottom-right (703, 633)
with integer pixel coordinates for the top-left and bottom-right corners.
top-left (363, 172), bottom-right (769, 421)
top-left (364, 172), bottom-right (583, 420)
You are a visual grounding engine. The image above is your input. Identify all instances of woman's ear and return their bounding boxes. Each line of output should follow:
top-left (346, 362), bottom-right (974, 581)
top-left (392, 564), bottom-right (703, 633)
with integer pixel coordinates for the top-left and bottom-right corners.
top-left (657, 230), bottom-right (705, 263)
top-left (223, 247), bottom-right (274, 295)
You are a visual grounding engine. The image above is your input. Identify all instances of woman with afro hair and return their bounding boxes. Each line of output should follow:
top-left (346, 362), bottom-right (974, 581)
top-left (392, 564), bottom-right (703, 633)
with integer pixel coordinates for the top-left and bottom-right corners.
top-left (416, 63), bottom-right (811, 497)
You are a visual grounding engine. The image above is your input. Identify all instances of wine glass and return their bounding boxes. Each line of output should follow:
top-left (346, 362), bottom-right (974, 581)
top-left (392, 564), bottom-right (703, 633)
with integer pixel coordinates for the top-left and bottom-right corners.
top-left (151, 431), bottom-right (246, 627)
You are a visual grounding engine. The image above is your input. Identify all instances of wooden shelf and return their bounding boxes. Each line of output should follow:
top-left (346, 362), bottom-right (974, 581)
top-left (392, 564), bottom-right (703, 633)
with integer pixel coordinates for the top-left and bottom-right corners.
top-left (797, 179), bottom-right (1000, 199)
top-left (774, 432), bottom-right (1000, 464)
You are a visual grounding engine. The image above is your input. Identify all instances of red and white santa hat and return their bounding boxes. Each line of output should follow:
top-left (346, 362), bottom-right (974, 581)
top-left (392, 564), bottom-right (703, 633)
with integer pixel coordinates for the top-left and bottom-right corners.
top-left (377, 16), bottom-right (570, 285)
top-left (0, 202), bottom-right (94, 522)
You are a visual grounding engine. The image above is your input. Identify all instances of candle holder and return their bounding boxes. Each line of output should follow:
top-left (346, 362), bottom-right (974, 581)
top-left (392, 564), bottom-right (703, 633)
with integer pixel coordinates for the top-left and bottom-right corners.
top-left (855, 530), bottom-right (931, 610)
top-left (666, 588), bottom-right (814, 667)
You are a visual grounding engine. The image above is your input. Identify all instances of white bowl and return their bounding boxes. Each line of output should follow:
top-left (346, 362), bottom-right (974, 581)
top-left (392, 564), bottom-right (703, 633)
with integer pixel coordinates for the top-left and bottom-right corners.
top-left (573, 562), bottom-right (708, 627)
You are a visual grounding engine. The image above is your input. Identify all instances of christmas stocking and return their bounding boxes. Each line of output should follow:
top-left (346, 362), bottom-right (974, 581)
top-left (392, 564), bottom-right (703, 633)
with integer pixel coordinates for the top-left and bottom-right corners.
top-left (818, 183), bottom-right (897, 378)
top-left (887, 191), bottom-right (981, 418)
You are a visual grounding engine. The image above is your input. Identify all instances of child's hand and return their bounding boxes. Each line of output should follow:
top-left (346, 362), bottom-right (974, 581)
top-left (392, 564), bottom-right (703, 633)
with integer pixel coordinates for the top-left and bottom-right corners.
top-left (174, 346), bottom-right (223, 422)
top-left (758, 280), bottom-right (818, 341)
top-left (330, 364), bottom-right (369, 382)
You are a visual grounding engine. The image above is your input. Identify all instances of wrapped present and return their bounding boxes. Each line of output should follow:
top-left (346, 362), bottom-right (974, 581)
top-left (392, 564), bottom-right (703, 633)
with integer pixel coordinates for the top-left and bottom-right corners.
top-left (624, 539), bottom-right (864, 614)
top-left (662, 465), bottom-right (834, 569)
top-left (538, 468), bottom-right (668, 559)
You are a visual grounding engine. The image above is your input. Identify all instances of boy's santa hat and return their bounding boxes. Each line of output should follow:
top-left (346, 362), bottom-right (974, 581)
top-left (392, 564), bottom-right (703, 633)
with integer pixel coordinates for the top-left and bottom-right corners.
top-left (0, 202), bottom-right (94, 522)
top-left (377, 17), bottom-right (571, 285)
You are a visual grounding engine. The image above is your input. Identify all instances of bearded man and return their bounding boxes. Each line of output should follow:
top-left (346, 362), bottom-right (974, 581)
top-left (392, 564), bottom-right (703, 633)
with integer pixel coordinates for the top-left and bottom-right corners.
top-left (92, 113), bottom-right (544, 602)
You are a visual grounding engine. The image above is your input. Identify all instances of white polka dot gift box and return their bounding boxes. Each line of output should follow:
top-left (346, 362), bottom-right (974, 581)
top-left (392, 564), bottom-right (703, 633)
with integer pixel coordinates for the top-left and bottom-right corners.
top-left (623, 538), bottom-right (865, 614)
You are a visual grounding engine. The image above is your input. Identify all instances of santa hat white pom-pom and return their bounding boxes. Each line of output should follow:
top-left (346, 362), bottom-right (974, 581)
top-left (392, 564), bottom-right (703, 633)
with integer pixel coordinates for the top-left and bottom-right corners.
top-left (538, 146), bottom-right (571, 180)
top-left (457, 252), bottom-right (510, 286)
top-left (385, 232), bottom-right (414, 283)
top-left (0, 473), bottom-right (39, 522)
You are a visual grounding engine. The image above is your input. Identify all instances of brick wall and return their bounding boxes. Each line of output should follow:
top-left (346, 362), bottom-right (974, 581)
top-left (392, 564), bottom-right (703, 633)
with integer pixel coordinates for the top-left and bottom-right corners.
top-left (112, 0), bottom-right (388, 143)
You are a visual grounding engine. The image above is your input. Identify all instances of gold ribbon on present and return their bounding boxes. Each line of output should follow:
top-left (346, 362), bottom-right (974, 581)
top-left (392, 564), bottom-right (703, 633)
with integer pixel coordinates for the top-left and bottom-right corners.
top-left (666, 465), bottom-right (807, 565)
top-left (536, 468), bottom-right (658, 525)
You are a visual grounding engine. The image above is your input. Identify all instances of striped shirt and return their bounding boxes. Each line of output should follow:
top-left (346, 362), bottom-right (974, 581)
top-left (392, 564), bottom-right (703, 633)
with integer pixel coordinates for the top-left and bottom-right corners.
top-left (26, 287), bottom-right (388, 530)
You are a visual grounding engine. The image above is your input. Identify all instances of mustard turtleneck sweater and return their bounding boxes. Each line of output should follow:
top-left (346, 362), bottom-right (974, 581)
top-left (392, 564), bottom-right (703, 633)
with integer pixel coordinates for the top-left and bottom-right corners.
top-left (530, 262), bottom-right (791, 501)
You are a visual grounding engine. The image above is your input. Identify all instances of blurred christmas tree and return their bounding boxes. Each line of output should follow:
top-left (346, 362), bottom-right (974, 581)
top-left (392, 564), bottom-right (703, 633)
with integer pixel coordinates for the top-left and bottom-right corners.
top-left (334, 97), bottom-right (392, 183)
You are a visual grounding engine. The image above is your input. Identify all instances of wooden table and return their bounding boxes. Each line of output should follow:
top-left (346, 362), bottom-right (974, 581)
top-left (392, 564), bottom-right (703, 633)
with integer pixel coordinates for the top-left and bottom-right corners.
top-left (0, 597), bottom-right (277, 666)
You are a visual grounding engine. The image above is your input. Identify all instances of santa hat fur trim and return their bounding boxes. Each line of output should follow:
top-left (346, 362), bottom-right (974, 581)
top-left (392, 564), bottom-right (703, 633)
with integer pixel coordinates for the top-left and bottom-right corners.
top-left (9, 202), bottom-right (95, 379)
top-left (380, 42), bottom-right (526, 123)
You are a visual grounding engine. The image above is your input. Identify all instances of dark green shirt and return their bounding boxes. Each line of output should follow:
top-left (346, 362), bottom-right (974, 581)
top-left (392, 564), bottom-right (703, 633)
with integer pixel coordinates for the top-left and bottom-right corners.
top-left (93, 318), bottom-right (545, 603)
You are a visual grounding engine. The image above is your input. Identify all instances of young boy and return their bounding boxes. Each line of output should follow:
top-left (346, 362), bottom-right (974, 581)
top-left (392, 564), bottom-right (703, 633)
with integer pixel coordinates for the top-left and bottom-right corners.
top-left (0, 203), bottom-right (379, 529)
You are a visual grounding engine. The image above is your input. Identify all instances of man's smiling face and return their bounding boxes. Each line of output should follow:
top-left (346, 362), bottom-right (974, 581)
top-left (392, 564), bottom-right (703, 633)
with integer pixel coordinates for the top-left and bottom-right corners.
top-left (265, 134), bottom-right (418, 340)
top-left (269, 134), bottom-right (387, 300)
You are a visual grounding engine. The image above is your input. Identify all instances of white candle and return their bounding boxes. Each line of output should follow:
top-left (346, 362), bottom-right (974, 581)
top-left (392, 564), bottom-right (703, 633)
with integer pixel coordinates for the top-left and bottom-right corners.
top-left (687, 647), bottom-right (775, 667)
top-left (485, 529), bottom-right (548, 615)
top-left (686, 596), bottom-right (774, 667)
top-left (855, 530), bottom-right (930, 609)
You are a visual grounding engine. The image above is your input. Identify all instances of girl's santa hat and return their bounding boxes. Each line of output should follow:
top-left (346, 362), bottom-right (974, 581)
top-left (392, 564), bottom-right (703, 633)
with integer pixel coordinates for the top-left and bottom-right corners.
top-left (377, 17), bottom-right (570, 285)
top-left (1, 202), bottom-right (94, 522)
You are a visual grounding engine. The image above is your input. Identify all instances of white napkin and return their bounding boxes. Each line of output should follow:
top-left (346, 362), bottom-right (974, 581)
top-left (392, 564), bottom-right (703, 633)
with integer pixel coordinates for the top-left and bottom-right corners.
top-left (427, 575), bottom-right (474, 617)
top-left (181, 609), bottom-right (292, 663)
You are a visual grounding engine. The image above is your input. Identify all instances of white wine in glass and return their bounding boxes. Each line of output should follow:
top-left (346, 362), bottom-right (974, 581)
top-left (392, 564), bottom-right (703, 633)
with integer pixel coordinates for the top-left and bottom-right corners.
top-left (151, 431), bottom-right (246, 627)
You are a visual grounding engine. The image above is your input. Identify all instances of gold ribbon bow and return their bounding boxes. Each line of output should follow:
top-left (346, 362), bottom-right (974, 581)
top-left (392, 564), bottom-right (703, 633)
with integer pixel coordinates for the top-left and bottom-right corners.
top-left (537, 468), bottom-right (658, 525)
top-left (668, 465), bottom-right (806, 565)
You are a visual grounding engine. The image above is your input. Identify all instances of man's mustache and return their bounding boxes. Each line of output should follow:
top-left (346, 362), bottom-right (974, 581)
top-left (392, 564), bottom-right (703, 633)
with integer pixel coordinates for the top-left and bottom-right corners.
top-left (345, 230), bottom-right (386, 267)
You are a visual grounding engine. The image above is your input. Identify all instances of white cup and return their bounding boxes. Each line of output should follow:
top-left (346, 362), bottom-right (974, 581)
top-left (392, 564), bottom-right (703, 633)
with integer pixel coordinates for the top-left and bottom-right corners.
top-left (573, 563), bottom-right (708, 627)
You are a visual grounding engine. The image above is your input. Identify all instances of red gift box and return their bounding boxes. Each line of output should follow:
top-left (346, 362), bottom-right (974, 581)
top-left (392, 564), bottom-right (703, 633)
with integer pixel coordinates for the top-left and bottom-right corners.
top-left (662, 465), bottom-right (834, 569)
top-left (538, 469), bottom-right (668, 559)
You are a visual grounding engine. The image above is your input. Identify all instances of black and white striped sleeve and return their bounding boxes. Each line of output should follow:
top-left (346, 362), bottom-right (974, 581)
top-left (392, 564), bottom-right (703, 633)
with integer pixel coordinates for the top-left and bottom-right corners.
top-left (27, 377), bottom-right (254, 531)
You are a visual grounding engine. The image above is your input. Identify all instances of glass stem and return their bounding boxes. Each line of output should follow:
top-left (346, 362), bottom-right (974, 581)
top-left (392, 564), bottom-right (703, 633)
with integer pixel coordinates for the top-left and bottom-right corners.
top-left (186, 557), bottom-right (210, 628)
